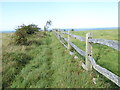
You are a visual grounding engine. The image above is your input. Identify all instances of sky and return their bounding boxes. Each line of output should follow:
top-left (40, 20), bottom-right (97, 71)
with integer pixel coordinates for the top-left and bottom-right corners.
top-left (0, 0), bottom-right (118, 31)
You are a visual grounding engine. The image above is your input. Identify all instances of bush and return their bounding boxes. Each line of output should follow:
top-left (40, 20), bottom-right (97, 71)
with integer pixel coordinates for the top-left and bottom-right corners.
top-left (14, 24), bottom-right (41, 45)
top-left (15, 29), bottom-right (27, 45)
top-left (71, 29), bottom-right (74, 31)
top-left (26, 24), bottom-right (40, 34)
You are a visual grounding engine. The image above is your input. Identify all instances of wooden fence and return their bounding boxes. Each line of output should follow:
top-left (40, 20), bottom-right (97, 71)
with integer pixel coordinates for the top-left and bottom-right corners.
top-left (53, 30), bottom-right (120, 87)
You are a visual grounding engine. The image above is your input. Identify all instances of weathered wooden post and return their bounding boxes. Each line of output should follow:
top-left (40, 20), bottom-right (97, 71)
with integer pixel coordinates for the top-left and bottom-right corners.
top-left (86, 33), bottom-right (92, 71)
top-left (59, 29), bottom-right (61, 40)
top-left (68, 30), bottom-right (70, 50)
top-left (60, 31), bottom-right (64, 43)
top-left (58, 29), bottom-right (60, 35)
top-left (57, 29), bottom-right (59, 40)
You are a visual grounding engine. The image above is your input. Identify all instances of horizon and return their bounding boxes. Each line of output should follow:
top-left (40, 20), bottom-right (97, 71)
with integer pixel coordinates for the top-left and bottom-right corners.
top-left (1, 1), bottom-right (118, 31)
top-left (1, 27), bottom-right (118, 32)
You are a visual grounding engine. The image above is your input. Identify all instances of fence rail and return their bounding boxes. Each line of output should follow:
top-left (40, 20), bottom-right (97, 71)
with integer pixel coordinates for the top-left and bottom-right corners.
top-left (54, 31), bottom-right (120, 87)
top-left (62, 32), bottom-right (120, 51)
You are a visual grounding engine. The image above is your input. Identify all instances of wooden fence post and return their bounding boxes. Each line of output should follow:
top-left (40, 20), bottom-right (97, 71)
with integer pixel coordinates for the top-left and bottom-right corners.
top-left (86, 33), bottom-right (92, 71)
top-left (68, 30), bottom-right (70, 50)
top-left (58, 29), bottom-right (60, 35)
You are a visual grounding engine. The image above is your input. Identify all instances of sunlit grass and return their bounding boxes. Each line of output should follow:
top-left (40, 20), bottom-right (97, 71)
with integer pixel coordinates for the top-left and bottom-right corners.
top-left (71, 29), bottom-right (118, 41)
top-left (2, 31), bottom-right (119, 88)
top-left (62, 29), bottom-right (119, 76)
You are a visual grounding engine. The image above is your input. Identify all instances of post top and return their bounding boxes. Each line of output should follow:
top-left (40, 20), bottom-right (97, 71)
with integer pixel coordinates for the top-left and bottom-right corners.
top-left (86, 32), bottom-right (92, 37)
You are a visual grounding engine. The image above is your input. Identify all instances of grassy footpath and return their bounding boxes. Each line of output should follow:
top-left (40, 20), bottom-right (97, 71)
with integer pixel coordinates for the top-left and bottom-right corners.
top-left (2, 31), bottom-right (118, 88)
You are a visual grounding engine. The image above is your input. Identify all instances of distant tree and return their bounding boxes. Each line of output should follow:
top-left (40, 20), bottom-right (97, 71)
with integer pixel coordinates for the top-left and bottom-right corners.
top-left (64, 29), bottom-right (66, 31)
top-left (44, 20), bottom-right (52, 31)
top-left (71, 29), bottom-right (74, 31)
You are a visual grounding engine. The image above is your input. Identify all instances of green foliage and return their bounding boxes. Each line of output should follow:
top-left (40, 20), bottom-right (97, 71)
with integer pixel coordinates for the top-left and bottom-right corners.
top-left (14, 29), bottom-right (27, 45)
top-left (14, 24), bottom-right (40, 45)
top-left (71, 29), bottom-right (74, 31)
top-left (26, 24), bottom-right (40, 34)
top-left (16, 24), bottom-right (40, 34)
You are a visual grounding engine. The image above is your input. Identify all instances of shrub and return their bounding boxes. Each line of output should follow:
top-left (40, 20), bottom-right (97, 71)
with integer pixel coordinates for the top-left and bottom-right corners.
top-left (26, 24), bottom-right (40, 34)
top-left (14, 29), bottom-right (27, 45)
top-left (14, 24), bottom-right (41, 45)
top-left (71, 29), bottom-right (74, 31)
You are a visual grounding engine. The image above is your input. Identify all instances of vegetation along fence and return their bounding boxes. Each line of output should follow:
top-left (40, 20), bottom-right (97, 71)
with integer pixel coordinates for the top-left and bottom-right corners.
top-left (53, 30), bottom-right (120, 87)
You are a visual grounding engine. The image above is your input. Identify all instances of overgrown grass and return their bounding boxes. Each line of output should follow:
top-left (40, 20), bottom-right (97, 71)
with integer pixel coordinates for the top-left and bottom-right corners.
top-left (2, 31), bottom-right (119, 88)
top-left (2, 32), bottom-right (47, 88)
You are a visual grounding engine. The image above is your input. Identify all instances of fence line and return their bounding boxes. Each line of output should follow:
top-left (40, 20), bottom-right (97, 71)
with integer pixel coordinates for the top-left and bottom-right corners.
top-left (54, 31), bottom-right (75, 56)
top-left (54, 31), bottom-right (120, 87)
top-left (54, 31), bottom-right (68, 48)
top-left (62, 32), bottom-right (120, 51)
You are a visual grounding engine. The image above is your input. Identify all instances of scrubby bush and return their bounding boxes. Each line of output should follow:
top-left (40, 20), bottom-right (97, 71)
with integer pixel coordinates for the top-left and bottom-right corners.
top-left (14, 24), bottom-right (41, 45)
top-left (25, 24), bottom-right (40, 34)
top-left (15, 29), bottom-right (27, 45)
top-left (71, 29), bottom-right (74, 31)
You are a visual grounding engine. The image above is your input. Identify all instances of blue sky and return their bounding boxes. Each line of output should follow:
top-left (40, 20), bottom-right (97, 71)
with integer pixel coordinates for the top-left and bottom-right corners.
top-left (0, 1), bottom-right (118, 31)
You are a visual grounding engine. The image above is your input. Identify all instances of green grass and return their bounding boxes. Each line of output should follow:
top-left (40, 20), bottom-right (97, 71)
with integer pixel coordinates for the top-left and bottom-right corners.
top-left (2, 31), bottom-right (119, 88)
top-left (62, 29), bottom-right (119, 76)
top-left (71, 29), bottom-right (118, 41)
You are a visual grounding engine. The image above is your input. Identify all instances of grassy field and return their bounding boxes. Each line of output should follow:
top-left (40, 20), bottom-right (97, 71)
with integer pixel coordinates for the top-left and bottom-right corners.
top-left (2, 31), bottom-right (119, 88)
top-left (61, 29), bottom-right (119, 76)
top-left (71, 29), bottom-right (118, 41)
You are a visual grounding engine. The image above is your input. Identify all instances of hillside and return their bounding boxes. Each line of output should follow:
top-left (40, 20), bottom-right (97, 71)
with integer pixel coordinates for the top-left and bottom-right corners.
top-left (2, 30), bottom-right (119, 88)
